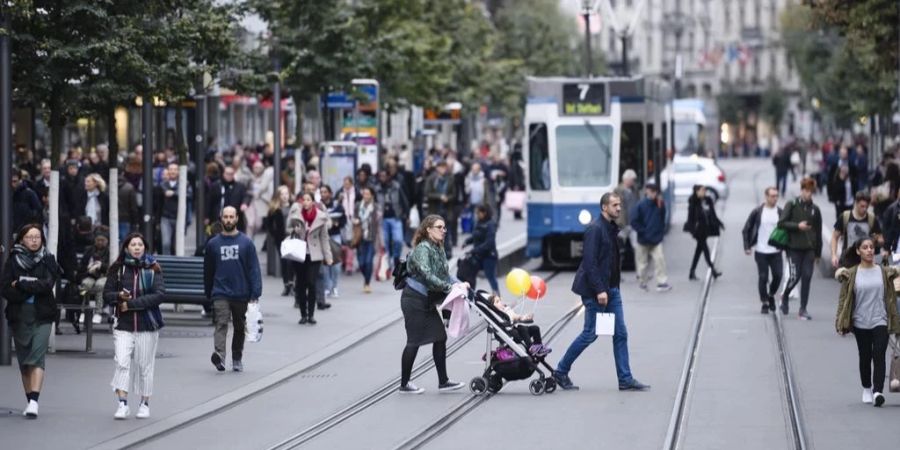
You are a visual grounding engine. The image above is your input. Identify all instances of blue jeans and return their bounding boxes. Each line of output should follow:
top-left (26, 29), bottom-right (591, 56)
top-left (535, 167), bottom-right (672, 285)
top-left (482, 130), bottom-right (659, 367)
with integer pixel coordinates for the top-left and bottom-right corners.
top-left (479, 256), bottom-right (499, 293)
top-left (118, 222), bottom-right (132, 242)
top-left (322, 259), bottom-right (341, 294)
top-left (556, 288), bottom-right (633, 385)
top-left (357, 241), bottom-right (375, 284)
top-left (382, 217), bottom-right (404, 264)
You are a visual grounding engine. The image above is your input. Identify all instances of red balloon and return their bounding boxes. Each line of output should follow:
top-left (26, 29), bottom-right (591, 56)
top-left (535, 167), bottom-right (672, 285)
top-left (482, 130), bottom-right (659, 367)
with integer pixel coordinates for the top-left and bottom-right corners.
top-left (526, 276), bottom-right (547, 300)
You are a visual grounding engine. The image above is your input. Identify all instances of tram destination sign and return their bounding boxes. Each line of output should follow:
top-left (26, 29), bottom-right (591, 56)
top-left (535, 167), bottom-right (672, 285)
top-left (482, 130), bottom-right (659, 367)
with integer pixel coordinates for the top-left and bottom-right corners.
top-left (561, 82), bottom-right (607, 116)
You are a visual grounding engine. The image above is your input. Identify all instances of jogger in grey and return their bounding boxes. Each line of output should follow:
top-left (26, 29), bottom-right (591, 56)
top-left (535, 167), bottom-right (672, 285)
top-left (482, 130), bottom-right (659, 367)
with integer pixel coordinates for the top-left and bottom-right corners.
top-left (204, 206), bottom-right (262, 372)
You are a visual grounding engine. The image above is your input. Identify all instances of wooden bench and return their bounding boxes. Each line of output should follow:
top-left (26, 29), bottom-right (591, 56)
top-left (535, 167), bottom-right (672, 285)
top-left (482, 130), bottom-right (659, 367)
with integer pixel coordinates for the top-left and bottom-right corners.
top-left (154, 255), bottom-right (209, 305)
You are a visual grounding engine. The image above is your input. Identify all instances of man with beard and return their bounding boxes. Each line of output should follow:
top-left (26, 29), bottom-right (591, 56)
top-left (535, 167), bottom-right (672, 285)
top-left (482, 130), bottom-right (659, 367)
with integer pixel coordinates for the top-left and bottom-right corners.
top-left (203, 207), bottom-right (262, 373)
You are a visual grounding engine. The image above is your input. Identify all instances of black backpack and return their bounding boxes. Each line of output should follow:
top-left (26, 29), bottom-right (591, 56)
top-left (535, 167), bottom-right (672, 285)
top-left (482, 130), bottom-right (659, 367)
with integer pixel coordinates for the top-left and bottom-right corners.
top-left (393, 259), bottom-right (410, 290)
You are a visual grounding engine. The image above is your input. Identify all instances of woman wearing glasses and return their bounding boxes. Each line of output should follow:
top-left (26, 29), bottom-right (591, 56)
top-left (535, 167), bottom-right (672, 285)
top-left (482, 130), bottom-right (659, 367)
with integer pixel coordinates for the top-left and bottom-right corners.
top-left (1, 224), bottom-right (63, 418)
top-left (399, 215), bottom-right (466, 394)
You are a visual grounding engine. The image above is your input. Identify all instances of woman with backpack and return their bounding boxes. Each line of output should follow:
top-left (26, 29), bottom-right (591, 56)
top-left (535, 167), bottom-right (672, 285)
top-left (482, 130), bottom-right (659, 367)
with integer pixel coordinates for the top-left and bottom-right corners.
top-left (835, 237), bottom-right (900, 407)
top-left (2, 224), bottom-right (63, 418)
top-left (398, 214), bottom-right (466, 394)
top-left (103, 232), bottom-right (165, 420)
top-left (684, 185), bottom-right (724, 280)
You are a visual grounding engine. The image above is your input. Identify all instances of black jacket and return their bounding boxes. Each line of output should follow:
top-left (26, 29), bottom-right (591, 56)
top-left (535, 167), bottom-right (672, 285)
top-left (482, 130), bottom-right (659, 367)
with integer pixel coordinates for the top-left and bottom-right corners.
top-left (465, 219), bottom-right (498, 259)
top-left (74, 189), bottom-right (110, 226)
top-left (572, 216), bottom-right (619, 298)
top-left (103, 262), bottom-right (166, 332)
top-left (1, 252), bottom-right (63, 325)
top-left (742, 205), bottom-right (783, 251)
top-left (207, 180), bottom-right (249, 222)
top-left (77, 246), bottom-right (110, 283)
top-left (882, 200), bottom-right (900, 253)
top-left (684, 196), bottom-right (723, 238)
top-left (12, 183), bottom-right (43, 232)
top-left (265, 207), bottom-right (288, 244)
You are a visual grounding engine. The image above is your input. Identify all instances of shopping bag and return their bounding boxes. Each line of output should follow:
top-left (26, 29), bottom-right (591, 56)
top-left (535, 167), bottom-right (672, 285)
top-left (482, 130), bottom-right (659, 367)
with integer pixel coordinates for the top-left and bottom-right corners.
top-left (595, 313), bottom-right (615, 336)
top-left (890, 334), bottom-right (900, 392)
top-left (503, 191), bottom-right (526, 212)
top-left (408, 207), bottom-right (421, 229)
top-left (767, 227), bottom-right (789, 251)
top-left (280, 237), bottom-right (307, 262)
top-left (245, 302), bottom-right (263, 343)
top-left (375, 249), bottom-right (391, 281)
top-left (460, 209), bottom-right (474, 234)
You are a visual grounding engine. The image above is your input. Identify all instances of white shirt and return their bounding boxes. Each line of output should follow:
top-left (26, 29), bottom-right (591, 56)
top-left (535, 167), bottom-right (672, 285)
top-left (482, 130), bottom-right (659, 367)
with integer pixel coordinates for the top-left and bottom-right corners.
top-left (756, 206), bottom-right (780, 254)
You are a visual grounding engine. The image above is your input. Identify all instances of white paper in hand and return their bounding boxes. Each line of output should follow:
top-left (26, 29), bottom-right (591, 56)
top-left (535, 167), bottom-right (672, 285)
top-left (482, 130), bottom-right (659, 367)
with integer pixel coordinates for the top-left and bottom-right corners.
top-left (596, 313), bottom-right (615, 336)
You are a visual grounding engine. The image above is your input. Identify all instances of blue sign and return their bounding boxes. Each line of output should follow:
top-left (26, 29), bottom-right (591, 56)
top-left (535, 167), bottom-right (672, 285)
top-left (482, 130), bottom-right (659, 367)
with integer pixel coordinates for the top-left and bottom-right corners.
top-left (326, 92), bottom-right (354, 109)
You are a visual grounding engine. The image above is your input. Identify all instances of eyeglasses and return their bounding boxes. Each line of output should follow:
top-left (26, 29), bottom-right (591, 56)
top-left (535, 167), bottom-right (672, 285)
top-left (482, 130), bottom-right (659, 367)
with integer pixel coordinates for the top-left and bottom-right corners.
top-left (23, 235), bottom-right (41, 241)
top-left (431, 225), bottom-right (446, 231)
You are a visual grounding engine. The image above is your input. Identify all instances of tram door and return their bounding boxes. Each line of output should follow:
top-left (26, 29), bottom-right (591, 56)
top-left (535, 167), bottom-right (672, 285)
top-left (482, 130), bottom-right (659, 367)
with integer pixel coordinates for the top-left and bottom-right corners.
top-left (620, 121), bottom-right (645, 187)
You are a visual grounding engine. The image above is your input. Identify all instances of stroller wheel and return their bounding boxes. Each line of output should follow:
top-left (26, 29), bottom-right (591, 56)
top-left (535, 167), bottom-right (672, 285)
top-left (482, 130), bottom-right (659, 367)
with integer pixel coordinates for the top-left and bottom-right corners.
top-left (487, 374), bottom-right (503, 393)
top-left (529, 379), bottom-right (545, 396)
top-left (469, 377), bottom-right (488, 395)
top-left (543, 377), bottom-right (557, 394)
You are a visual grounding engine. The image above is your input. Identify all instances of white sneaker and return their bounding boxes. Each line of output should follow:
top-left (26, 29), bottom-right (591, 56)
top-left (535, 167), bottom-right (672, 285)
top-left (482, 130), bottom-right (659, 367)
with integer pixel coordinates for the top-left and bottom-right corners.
top-left (862, 388), bottom-right (874, 404)
top-left (24, 400), bottom-right (38, 418)
top-left (330, 288), bottom-right (340, 298)
top-left (114, 402), bottom-right (129, 420)
top-left (136, 403), bottom-right (150, 419)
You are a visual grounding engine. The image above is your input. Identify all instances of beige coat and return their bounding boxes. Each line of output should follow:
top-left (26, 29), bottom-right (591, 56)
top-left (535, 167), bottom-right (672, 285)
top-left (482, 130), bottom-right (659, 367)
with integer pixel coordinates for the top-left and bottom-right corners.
top-left (288, 204), bottom-right (333, 263)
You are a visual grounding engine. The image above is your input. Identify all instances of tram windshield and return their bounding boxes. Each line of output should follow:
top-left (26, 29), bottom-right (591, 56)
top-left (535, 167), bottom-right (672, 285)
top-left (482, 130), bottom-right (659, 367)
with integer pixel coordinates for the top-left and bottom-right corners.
top-left (555, 123), bottom-right (613, 188)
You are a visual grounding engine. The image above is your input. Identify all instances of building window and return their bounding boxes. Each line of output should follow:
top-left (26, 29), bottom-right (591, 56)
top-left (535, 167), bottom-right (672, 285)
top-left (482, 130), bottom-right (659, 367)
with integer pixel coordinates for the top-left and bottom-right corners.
top-left (753, 55), bottom-right (760, 80)
top-left (755, 0), bottom-right (762, 28)
top-left (769, 51), bottom-right (777, 78)
top-left (738, 5), bottom-right (745, 28)
top-left (609, 32), bottom-right (616, 54)
top-left (770, 1), bottom-right (778, 30)
top-left (724, 3), bottom-right (731, 32)
top-left (646, 36), bottom-right (653, 67)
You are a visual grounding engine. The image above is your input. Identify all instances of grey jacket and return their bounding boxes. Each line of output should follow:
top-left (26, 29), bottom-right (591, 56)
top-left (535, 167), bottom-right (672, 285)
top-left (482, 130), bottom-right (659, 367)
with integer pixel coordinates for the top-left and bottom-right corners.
top-left (288, 204), bottom-right (333, 263)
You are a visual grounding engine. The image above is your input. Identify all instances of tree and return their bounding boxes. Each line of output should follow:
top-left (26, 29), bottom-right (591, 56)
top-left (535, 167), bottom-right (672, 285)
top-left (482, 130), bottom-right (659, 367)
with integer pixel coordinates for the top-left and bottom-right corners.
top-left (760, 78), bottom-right (787, 129)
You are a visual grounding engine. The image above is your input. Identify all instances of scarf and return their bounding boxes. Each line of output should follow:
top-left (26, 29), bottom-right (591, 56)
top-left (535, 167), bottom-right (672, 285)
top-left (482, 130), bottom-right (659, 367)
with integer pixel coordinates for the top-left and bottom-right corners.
top-left (12, 244), bottom-right (46, 272)
top-left (302, 206), bottom-right (317, 228)
top-left (122, 254), bottom-right (157, 299)
top-left (358, 201), bottom-right (374, 241)
top-left (342, 188), bottom-right (356, 219)
top-left (86, 189), bottom-right (101, 225)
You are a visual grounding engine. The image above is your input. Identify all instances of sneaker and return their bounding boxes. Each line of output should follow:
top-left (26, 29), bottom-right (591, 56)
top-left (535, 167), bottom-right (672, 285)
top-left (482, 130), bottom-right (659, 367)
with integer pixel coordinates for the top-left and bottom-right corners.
top-left (656, 283), bottom-right (673, 292)
top-left (536, 345), bottom-right (552, 357)
top-left (308, 318), bottom-right (317, 325)
top-left (438, 380), bottom-right (464, 392)
top-left (767, 296), bottom-right (777, 312)
top-left (619, 379), bottom-right (651, 391)
top-left (761, 303), bottom-right (770, 314)
top-left (553, 371), bottom-right (579, 391)
top-left (528, 344), bottom-right (543, 356)
top-left (798, 310), bottom-right (812, 321)
top-left (317, 302), bottom-right (332, 310)
top-left (24, 400), bottom-right (38, 418)
top-left (874, 392), bottom-right (885, 407)
top-left (399, 383), bottom-right (425, 394)
top-left (863, 388), bottom-right (874, 404)
top-left (780, 299), bottom-right (789, 315)
top-left (363, 285), bottom-right (372, 294)
top-left (281, 285), bottom-right (292, 296)
top-left (298, 317), bottom-right (309, 325)
top-left (114, 402), bottom-right (129, 420)
top-left (330, 288), bottom-right (340, 298)
top-left (135, 403), bottom-right (150, 419)
top-left (211, 352), bottom-right (226, 372)
top-left (232, 360), bottom-right (243, 372)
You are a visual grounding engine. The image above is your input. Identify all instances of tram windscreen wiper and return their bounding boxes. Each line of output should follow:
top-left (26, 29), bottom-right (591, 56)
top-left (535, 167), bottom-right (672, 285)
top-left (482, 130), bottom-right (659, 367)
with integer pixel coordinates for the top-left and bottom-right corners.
top-left (583, 120), bottom-right (611, 158)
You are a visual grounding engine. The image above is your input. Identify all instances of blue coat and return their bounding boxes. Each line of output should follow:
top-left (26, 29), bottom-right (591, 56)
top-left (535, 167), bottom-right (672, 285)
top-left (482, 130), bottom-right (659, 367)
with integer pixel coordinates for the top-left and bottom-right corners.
top-left (630, 197), bottom-right (666, 246)
top-left (571, 216), bottom-right (618, 298)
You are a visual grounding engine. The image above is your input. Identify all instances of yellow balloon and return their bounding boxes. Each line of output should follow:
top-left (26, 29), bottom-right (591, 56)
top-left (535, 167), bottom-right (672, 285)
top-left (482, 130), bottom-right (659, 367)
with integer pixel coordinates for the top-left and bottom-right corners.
top-left (505, 268), bottom-right (532, 297)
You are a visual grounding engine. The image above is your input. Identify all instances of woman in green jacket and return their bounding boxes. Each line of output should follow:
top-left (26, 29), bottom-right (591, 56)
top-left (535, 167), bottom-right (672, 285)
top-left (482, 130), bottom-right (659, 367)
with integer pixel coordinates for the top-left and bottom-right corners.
top-left (398, 214), bottom-right (466, 394)
top-left (835, 237), bottom-right (900, 407)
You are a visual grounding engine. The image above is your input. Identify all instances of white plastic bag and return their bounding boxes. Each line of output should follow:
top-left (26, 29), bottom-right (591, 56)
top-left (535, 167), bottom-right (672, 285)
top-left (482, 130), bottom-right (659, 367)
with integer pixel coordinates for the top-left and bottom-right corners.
top-left (280, 237), bottom-right (307, 262)
top-left (245, 302), bottom-right (263, 343)
top-left (408, 207), bottom-right (420, 229)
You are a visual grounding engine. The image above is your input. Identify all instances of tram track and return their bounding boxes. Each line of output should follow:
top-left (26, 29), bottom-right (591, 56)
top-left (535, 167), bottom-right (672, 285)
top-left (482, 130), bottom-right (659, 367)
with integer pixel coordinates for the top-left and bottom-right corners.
top-left (663, 167), bottom-right (807, 450)
top-left (391, 291), bottom-right (583, 450)
top-left (266, 271), bottom-right (564, 450)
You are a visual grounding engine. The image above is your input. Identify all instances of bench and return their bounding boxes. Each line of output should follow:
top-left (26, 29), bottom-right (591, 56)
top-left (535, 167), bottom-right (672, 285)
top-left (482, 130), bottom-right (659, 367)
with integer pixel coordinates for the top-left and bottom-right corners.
top-left (56, 279), bottom-right (99, 352)
top-left (154, 255), bottom-right (209, 305)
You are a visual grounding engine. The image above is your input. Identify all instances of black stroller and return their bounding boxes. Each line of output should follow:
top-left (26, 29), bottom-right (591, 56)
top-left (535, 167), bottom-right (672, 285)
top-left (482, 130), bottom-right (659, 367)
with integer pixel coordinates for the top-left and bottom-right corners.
top-left (467, 290), bottom-right (557, 396)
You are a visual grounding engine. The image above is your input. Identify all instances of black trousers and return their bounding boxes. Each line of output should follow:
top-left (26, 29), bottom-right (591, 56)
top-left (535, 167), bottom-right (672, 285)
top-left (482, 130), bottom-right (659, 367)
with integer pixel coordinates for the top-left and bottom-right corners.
top-left (754, 252), bottom-right (783, 302)
top-left (784, 249), bottom-right (815, 310)
top-left (690, 236), bottom-right (714, 274)
top-left (293, 257), bottom-right (321, 319)
top-left (854, 326), bottom-right (889, 393)
top-left (514, 324), bottom-right (543, 347)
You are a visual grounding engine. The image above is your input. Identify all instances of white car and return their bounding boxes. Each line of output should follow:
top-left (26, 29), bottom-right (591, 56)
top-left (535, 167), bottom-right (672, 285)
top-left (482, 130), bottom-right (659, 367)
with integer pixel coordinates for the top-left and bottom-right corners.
top-left (660, 155), bottom-right (729, 201)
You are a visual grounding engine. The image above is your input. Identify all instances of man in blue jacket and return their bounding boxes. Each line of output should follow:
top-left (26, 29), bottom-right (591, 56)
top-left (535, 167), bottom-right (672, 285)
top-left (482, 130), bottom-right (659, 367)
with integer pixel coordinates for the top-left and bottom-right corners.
top-left (554, 192), bottom-right (650, 391)
top-left (204, 206), bottom-right (262, 372)
top-left (630, 183), bottom-right (671, 292)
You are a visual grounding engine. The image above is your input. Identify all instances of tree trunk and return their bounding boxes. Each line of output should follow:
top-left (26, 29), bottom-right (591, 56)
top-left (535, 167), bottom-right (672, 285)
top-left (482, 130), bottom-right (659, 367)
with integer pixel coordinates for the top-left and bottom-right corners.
top-left (107, 105), bottom-right (120, 263)
top-left (47, 98), bottom-right (63, 257)
top-left (175, 104), bottom-right (187, 256)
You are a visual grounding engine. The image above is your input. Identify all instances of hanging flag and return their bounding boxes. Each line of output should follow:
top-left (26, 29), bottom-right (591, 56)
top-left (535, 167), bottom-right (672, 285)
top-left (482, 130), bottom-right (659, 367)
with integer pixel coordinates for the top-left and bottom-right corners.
top-left (726, 44), bottom-right (739, 63)
top-left (738, 45), bottom-right (751, 65)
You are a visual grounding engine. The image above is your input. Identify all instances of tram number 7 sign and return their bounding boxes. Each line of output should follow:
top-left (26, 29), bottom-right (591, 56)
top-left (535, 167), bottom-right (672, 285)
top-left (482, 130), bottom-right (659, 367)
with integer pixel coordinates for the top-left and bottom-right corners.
top-left (562, 82), bottom-right (607, 116)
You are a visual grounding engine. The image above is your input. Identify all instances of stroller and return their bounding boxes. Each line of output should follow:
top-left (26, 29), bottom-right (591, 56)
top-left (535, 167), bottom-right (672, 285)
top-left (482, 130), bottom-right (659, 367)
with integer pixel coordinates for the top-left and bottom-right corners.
top-left (466, 290), bottom-right (557, 396)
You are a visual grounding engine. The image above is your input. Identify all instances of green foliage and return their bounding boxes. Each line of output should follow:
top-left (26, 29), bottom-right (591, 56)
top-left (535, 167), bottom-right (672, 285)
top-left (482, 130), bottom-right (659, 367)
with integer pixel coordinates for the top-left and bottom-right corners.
top-left (760, 78), bottom-right (787, 127)
top-left (716, 84), bottom-right (744, 125)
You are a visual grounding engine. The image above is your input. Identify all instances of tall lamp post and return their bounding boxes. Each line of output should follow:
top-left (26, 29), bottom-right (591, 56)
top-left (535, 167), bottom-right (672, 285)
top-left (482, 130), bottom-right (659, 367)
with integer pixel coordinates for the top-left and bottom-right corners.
top-left (0, 2), bottom-right (12, 365)
top-left (581, 0), bottom-right (594, 77)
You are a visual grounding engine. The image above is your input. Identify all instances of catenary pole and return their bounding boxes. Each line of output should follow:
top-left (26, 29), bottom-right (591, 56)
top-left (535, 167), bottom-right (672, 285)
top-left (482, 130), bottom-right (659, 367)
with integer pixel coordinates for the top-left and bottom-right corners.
top-left (0, 3), bottom-right (12, 365)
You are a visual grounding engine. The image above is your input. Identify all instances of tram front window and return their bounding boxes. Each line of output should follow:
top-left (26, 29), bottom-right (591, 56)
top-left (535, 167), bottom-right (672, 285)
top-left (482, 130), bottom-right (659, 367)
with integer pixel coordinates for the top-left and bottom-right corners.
top-left (555, 124), bottom-right (613, 188)
top-left (674, 122), bottom-right (700, 155)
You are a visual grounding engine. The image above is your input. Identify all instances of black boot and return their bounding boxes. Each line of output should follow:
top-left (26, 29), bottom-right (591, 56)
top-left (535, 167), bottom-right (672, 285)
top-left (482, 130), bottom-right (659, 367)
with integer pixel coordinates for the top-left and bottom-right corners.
top-left (712, 269), bottom-right (722, 279)
top-left (689, 272), bottom-right (698, 281)
top-left (281, 283), bottom-right (293, 297)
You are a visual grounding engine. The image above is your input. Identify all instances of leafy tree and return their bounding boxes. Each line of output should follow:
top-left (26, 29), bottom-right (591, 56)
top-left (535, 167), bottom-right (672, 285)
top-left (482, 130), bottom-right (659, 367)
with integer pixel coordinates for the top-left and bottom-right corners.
top-left (716, 83), bottom-right (744, 125)
top-left (760, 78), bottom-right (787, 128)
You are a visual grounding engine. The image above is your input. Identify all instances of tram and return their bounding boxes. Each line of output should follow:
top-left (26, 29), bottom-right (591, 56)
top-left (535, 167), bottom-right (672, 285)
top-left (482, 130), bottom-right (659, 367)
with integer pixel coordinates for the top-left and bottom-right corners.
top-left (524, 76), bottom-right (674, 266)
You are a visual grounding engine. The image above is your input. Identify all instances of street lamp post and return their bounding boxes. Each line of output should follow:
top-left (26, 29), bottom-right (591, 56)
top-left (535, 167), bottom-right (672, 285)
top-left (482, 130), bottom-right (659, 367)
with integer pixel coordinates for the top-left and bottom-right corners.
top-left (621, 34), bottom-right (629, 76)
top-left (582, 1), bottom-right (594, 77)
top-left (0, 3), bottom-right (12, 365)
top-left (268, 55), bottom-right (282, 278)
top-left (141, 97), bottom-right (154, 250)
top-left (194, 77), bottom-right (207, 250)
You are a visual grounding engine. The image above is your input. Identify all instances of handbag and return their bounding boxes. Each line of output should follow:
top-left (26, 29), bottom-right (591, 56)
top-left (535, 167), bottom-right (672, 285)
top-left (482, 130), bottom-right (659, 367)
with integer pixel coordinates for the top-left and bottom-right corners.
top-left (767, 227), bottom-right (789, 250)
top-left (873, 181), bottom-right (891, 203)
top-left (328, 238), bottom-right (342, 265)
top-left (280, 236), bottom-right (308, 262)
top-left (350, 223), bottom-right (363, 248)
top-left (503, 190), bottom-right (526, 212)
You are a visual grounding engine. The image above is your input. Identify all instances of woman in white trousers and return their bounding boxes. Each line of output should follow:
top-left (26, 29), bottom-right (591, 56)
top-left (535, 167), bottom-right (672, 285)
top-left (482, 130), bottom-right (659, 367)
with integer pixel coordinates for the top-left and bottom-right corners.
top-left (103, 232), bottom-right (166, 419)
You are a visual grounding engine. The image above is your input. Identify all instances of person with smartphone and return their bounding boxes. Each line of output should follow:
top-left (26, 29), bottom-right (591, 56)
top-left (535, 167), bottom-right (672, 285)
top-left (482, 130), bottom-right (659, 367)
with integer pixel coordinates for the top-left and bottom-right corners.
top-left (103, 232), bottom-right (165, 420)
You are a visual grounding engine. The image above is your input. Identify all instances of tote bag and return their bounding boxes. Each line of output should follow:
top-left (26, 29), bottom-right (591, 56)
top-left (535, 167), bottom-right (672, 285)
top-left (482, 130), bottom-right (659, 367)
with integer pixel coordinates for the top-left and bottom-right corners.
top-left (503, 191), bottom-right (526, 212)
top-left (280, 237), bottom-right (307, 262)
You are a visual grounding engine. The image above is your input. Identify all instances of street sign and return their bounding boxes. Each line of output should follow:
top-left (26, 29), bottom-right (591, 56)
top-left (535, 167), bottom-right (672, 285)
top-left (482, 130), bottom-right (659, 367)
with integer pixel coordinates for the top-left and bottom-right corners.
top-left (561, 82), bottom-right (607, 116)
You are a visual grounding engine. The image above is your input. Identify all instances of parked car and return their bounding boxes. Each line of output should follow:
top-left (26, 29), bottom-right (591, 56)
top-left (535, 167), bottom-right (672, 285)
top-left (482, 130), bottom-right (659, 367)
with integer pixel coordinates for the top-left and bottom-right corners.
top-left (660, 154), bottom-right (728, 201)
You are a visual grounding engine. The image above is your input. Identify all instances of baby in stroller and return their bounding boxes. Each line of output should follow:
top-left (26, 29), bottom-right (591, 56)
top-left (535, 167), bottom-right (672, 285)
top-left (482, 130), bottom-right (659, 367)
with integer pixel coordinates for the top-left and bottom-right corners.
top-left (489, 294), bottom-right (551, 357)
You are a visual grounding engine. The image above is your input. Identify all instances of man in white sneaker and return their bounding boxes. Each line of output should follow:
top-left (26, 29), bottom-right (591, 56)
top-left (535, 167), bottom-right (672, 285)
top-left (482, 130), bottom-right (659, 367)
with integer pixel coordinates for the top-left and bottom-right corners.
top-left (742, 187), bottom-right (783, 314)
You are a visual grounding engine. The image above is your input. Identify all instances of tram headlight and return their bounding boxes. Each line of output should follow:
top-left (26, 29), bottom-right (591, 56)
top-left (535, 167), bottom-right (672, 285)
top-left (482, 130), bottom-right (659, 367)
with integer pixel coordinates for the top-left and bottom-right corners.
top-left (578, 209), bottom-right (592, 225)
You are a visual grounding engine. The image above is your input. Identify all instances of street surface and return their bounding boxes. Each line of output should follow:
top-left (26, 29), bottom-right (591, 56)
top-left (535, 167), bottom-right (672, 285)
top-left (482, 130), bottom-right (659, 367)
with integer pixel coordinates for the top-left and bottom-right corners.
top-left (2, 159), bottom-right (899, 449)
